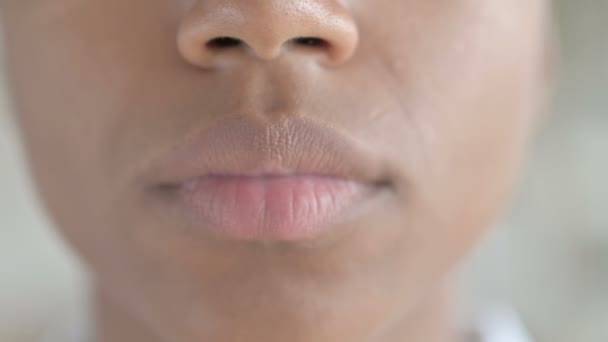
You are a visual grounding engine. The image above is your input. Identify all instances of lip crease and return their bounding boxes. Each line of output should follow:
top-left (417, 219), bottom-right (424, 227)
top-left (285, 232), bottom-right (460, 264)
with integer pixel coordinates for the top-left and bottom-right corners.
top-left (142, 116), bottom-right (390, 241)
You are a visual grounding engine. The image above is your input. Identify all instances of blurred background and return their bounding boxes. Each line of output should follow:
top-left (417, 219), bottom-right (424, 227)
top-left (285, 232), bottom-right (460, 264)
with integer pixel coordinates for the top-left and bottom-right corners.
top-left (1, 1), bottom-right (606, 341)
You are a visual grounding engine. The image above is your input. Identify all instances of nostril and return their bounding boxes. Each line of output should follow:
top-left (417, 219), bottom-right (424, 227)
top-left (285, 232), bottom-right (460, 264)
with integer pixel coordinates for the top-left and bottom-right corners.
top-left (206, 37), bottom-right (243, 49)
top-left (291, 37), bottom-right (329, 48)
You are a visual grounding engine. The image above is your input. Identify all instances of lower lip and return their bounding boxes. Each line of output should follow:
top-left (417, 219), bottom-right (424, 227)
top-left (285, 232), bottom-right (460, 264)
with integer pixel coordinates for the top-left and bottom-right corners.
top-left (173, 175), bottom-right (378, 241)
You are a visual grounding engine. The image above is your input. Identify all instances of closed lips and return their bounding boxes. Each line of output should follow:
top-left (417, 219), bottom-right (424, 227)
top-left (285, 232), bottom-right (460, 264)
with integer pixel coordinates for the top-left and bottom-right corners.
top-left (142, 116), bottom-right (391, 241)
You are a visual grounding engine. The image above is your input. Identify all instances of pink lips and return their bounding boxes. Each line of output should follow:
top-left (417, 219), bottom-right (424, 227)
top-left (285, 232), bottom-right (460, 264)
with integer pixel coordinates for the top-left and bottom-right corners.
top-left (178, 174), bottom-right (374, 241)
top-left (143, 116), bottom-right (389, 241)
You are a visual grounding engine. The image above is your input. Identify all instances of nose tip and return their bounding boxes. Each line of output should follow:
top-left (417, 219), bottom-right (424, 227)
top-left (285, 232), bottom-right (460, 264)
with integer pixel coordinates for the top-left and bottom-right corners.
top-left (177, 1), bottom-right (359, 68)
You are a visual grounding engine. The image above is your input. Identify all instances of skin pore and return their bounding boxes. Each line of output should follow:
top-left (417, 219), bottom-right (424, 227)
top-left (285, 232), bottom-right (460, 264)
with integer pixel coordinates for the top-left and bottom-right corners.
top-left (1, 1), bottom-right (550, 341)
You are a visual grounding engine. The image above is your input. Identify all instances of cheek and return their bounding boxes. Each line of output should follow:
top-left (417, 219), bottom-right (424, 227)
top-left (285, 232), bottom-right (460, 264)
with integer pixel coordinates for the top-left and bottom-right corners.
top-left (376, 1), bottom-right (548, 260)
top-left (423, 8), bottom-right (545, 202)
top-left (2, 29), bottom-right (122, 260)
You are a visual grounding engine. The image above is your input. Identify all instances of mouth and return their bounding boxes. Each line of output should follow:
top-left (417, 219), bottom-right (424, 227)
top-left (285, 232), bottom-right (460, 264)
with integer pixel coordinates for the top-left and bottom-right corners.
top-left (142, 116), bottom-right (392, 241)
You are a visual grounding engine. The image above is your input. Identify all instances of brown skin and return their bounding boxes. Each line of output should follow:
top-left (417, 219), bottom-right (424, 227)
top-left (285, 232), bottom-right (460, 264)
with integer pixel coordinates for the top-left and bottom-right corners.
top-left (1, 1), bottom-right (550, 341)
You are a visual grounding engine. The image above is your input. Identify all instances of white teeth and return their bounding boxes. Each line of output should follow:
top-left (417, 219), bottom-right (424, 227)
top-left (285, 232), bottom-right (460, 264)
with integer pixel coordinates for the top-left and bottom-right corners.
top-left (183, 178), bottom-right (200, 191)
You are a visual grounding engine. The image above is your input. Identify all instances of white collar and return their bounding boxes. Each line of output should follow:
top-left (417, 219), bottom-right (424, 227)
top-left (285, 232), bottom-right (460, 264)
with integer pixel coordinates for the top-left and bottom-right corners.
top-left (469, 304), bottom-right (533, 342)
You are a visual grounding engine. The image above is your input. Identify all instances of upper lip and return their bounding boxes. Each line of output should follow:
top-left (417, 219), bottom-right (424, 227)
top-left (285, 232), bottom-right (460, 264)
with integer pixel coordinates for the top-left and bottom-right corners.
top-left (141, 116), bottom-right (389, 188)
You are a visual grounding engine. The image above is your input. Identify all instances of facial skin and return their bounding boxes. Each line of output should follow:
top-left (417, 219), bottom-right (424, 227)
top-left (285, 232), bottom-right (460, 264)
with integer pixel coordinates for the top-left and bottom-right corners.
top-left (1, 1), bottom-right (550, 341)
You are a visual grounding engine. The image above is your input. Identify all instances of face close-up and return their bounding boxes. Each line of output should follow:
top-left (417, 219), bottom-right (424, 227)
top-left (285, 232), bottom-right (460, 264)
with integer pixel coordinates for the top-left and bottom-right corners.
top-left (1, 1), bottom-right (551, 341)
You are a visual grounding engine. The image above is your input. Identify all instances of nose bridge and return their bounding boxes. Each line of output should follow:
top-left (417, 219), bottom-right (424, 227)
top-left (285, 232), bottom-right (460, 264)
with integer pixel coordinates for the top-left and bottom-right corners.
top-left (177, 0), bottom-right (358, 68)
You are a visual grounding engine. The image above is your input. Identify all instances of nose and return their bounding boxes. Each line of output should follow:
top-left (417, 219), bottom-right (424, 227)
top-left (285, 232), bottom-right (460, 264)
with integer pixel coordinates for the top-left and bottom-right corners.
top-left (177, 1), bottom-right (359, 68)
